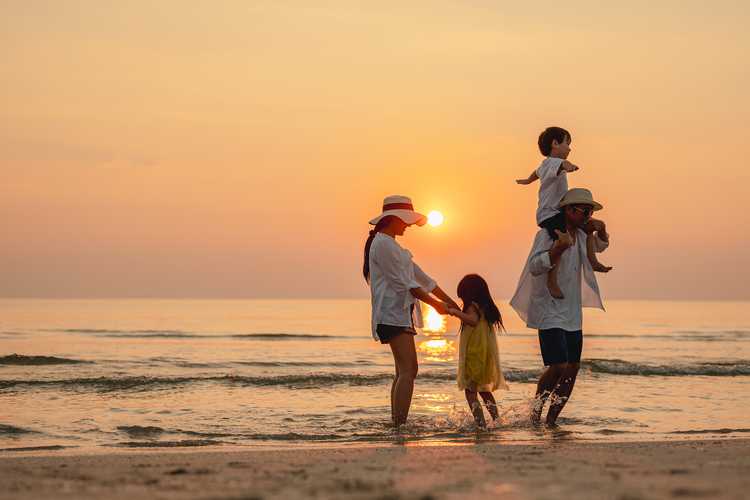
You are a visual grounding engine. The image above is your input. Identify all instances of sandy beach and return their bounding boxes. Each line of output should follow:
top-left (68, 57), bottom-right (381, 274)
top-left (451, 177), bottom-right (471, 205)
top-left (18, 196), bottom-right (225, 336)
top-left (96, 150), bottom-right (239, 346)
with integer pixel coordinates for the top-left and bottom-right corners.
top-left (1, 439), bottom-right (748, 500)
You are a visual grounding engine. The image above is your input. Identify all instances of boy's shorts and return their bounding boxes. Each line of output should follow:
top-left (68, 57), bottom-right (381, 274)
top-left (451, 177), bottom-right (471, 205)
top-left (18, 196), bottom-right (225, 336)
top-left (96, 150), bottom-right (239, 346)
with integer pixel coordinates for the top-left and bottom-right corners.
top-left (538, 211), bottom-right (566, 241)
top-left (538, 328), bottom-right (583, 366)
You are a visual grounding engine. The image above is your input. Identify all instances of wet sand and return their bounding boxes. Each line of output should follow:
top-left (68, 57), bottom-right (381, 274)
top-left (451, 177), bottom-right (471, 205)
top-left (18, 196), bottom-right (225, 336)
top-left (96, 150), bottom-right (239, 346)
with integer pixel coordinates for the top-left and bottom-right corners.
top-left (1, 439), bottom-right (748, 499)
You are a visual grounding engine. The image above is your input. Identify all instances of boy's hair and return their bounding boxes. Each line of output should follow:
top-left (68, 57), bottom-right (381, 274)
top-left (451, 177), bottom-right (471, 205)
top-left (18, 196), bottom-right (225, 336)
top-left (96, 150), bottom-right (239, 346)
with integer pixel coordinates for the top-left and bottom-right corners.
top-left (538, 126), bottom-right (571, 156)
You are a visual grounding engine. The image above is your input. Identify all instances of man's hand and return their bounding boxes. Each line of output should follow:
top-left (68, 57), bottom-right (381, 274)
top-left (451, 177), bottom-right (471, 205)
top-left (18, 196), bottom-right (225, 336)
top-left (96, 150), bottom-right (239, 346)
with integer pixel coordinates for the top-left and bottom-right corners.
top-left (516, 178), bottom-right (533, 185)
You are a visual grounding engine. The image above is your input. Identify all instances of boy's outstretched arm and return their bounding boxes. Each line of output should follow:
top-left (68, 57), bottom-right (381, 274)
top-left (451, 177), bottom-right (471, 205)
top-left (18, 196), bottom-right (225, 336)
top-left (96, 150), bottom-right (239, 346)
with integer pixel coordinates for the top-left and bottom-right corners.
top-left (558, 160), bottom-right (579, 174)
top-left (516, 171), bottom-right (539, 185)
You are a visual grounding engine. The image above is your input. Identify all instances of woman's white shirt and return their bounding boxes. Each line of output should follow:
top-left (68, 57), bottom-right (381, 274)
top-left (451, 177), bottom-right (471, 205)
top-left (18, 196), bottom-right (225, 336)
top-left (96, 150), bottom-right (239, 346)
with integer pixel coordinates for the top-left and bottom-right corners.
top-left (368, 233), bottom-right (436, 340)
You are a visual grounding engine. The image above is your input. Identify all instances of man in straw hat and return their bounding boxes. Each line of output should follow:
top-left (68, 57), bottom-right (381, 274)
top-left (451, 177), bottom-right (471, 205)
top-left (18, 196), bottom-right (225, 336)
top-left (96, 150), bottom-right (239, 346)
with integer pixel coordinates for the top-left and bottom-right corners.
top-left (510, 188), bottom-right (611, 426)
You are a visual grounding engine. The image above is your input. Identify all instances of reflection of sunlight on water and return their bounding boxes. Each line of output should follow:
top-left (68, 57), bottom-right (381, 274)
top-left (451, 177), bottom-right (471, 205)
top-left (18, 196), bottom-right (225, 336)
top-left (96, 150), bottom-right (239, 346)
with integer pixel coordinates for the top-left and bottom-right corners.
top-left (417, 338), bottom-right (455, 362)
top-left (422, 305), bottom-right (446, 333)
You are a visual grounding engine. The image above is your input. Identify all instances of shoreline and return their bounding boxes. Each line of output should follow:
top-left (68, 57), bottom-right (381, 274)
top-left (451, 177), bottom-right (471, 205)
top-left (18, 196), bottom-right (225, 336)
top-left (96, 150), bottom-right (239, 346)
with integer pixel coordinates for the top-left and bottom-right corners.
top-left (2, 438), bottom-right (748, 499)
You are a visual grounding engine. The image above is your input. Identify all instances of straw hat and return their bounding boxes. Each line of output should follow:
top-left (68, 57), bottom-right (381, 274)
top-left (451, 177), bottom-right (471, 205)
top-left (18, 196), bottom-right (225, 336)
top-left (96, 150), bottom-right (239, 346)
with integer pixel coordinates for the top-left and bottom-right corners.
top-left (558, 188), bottom-right (603, 211)
top-left (369, 195), bottom-right (427, 226)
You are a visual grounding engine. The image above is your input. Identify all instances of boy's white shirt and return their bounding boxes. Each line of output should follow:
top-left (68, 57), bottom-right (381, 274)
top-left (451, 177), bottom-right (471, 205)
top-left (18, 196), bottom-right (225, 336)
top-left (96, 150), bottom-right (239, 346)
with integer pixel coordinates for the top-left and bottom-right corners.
top-left (368, 232), bottom-right (436, 341)
top-left (535, 157), bottom-right (567, 224)
top-left (510, 228), bottom-right (609, 331)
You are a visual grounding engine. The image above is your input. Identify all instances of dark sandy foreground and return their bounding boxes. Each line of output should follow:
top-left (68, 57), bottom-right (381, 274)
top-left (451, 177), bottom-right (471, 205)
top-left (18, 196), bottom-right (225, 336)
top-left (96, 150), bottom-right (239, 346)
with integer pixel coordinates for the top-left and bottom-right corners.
top-left (1, 439), bottom-right (748, 499)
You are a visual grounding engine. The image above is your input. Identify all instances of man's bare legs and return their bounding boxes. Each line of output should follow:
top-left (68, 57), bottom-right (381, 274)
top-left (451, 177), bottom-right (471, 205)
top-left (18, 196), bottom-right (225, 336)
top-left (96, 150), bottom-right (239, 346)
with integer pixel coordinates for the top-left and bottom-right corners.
top-left (545, 363), bottom-right (580, 426)
top-left (388, 332), bottom-right (418, 427)
top-left (531, 363), bottom-right (566, 424)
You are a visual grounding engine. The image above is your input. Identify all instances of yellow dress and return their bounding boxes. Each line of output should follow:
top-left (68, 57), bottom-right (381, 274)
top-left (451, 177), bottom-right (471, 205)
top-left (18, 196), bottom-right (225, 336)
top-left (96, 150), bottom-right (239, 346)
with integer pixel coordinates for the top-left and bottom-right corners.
top-left (457, 312), bottom-right (508, 392)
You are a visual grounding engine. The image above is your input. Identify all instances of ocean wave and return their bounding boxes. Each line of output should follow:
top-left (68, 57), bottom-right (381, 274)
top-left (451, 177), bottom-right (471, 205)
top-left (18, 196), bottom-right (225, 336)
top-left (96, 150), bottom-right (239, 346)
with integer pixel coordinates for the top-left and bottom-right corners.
top-left (114, 439), bottom-right (223, 448)
top-left (0, 445), bottom-right (72, 452)
top-left (2, 359), bottom-right (747, 393)
top-left (670, 428), bottom-right (750, 435)
top-left (116, 425), bottom-right (166, 438)
top-left (585, 330), bottom-right (750, 341)
top-left (583, 358), bottom-right (750, 376)
top-left (0, 354), bottom-right (91, 365)
top-left (0, 369), bottom-right (535, 392)
top-left (51, 328), bottom-right (346, 340)
top-left (0, 424), bottom-right (38, 435)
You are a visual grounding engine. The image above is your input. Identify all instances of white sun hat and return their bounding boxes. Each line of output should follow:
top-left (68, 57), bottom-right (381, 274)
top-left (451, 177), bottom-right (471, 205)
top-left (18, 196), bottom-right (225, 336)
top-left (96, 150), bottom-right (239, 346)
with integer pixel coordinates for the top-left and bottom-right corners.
top-left (558, 188), bottom-right (604, 211)
top-left (369, 195), bottom-right (427, 226)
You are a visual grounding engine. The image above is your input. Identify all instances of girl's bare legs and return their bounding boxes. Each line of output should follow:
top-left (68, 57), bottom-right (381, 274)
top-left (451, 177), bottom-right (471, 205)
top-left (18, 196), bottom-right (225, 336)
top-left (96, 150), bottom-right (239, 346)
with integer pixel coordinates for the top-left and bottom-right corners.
top-left (465, 389), bottom-right (486, 428)
top-left (479, 392), bottom-right (499, 421)
top-left (388, 332), bottom-right (418, 427)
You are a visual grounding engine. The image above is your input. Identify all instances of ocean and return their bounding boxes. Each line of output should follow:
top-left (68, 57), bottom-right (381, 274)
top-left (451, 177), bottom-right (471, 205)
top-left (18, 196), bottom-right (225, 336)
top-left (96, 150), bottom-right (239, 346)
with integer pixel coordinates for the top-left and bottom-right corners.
top-left (1, 299), bottom-right (748, 452)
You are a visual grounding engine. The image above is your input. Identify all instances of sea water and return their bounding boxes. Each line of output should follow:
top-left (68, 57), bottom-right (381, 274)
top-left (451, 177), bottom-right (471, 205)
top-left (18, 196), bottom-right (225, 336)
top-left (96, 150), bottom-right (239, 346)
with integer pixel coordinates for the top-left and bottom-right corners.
top-left (1, 299), bottom-right (748, 452)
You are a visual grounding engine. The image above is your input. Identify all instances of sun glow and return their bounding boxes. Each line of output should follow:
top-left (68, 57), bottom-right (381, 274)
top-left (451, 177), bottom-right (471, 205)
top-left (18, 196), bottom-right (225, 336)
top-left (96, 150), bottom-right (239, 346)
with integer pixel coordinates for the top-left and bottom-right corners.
top-left (427, 210), bottom-right (444, 227)
top-left (417, 338), bottom-right (455, 362)
top-left (422, 305), bottom-right (446, 333)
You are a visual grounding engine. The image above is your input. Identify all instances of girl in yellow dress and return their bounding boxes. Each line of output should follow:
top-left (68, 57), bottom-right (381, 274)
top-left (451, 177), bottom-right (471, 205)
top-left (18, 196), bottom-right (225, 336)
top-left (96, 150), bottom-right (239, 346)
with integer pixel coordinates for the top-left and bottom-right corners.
top-left (448, 274), bottom-right (509, 428)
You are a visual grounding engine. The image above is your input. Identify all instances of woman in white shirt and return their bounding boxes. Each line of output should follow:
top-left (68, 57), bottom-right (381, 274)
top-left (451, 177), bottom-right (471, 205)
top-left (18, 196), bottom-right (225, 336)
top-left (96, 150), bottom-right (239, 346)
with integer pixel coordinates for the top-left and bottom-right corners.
top-left (364, 195), bottom-right (458, 427)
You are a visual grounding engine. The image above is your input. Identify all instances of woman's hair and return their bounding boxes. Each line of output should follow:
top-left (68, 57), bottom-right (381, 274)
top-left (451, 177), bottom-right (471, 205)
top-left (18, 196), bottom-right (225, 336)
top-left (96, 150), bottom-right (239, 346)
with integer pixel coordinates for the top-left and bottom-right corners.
top-left (456, 274), bottom-right (504, 331)
top-left (363, 216), bottom-right (398, 282)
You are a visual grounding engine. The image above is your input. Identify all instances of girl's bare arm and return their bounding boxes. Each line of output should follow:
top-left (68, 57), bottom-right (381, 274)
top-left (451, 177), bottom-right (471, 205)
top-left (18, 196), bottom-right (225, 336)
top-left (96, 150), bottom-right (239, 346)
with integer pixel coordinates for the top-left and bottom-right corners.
top-left (448, 303), bottom-right (480, 327)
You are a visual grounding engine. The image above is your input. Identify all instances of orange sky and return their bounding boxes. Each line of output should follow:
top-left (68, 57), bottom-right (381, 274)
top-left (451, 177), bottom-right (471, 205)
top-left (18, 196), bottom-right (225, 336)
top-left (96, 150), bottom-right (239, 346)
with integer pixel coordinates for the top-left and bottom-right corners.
top-left (2, 1), bottom-right (749, 299)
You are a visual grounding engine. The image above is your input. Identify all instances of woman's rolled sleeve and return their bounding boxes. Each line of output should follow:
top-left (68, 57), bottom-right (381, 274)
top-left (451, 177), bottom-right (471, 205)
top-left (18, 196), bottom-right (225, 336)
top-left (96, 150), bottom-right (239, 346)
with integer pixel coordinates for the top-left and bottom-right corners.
top-left (413, 262), bottom-right (437, 293)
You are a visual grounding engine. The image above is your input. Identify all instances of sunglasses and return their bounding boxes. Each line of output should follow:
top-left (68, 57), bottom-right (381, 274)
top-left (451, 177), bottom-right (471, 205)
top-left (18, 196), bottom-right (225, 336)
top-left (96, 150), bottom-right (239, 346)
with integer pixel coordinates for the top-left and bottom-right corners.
top-left (571, 205), bottom-right (593, 217)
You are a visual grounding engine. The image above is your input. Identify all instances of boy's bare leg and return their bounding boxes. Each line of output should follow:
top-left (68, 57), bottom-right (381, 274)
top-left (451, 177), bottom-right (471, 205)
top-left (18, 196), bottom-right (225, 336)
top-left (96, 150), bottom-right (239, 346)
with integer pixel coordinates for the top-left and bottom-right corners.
top-left (547, 250), bottom-right (564, 298)
top-left (585, 220), bottom-right (612, 273)
top-left (479, 392), bottom-right (499, 421)
top-left (465, 390), bottom-right (487, 428)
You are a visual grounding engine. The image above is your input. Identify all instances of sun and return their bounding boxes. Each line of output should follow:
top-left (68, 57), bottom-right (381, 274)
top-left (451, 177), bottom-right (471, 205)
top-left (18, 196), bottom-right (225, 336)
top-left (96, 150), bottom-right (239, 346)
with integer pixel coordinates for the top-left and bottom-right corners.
top-left (427, 210), bottom-right (444, 227)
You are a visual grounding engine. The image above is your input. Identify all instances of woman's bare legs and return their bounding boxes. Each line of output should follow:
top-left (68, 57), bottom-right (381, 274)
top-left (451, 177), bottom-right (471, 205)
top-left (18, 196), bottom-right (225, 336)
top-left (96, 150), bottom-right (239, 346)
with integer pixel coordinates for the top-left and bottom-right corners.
top-left (388, 333), bottom-right (418, 427)
top-left (390, 364), bottom-right (399, 418)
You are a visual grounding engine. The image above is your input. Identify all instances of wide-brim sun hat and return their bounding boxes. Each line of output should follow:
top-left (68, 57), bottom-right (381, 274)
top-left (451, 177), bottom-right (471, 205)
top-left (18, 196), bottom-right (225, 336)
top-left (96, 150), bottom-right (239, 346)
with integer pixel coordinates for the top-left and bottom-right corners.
top-left (558, 188), bottom-right (604, 211)
top-left (369, 195), bottom-right (427, 226)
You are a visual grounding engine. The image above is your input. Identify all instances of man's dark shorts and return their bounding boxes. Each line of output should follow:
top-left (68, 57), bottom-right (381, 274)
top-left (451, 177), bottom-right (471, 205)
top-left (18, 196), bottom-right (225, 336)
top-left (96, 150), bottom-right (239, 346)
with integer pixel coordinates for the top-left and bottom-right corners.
top-left (538, 328), bottom-right (583, 366)
top-left (538, 210), bottom-right (566, 241)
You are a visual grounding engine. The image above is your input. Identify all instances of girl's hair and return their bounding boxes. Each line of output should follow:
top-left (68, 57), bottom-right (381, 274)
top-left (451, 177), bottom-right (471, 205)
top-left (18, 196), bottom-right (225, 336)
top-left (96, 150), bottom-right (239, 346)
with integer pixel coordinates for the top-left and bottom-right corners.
top-left (456, 274), bottom-right (504, 331)
top-left (363, 216), bottom-right (398, 282)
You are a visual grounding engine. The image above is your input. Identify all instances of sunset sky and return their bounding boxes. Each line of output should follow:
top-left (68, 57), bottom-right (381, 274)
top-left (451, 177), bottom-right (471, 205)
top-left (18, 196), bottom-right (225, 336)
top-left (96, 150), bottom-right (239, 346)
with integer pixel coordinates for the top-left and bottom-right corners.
top-left (2, 1), bottom-right (749, 300)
